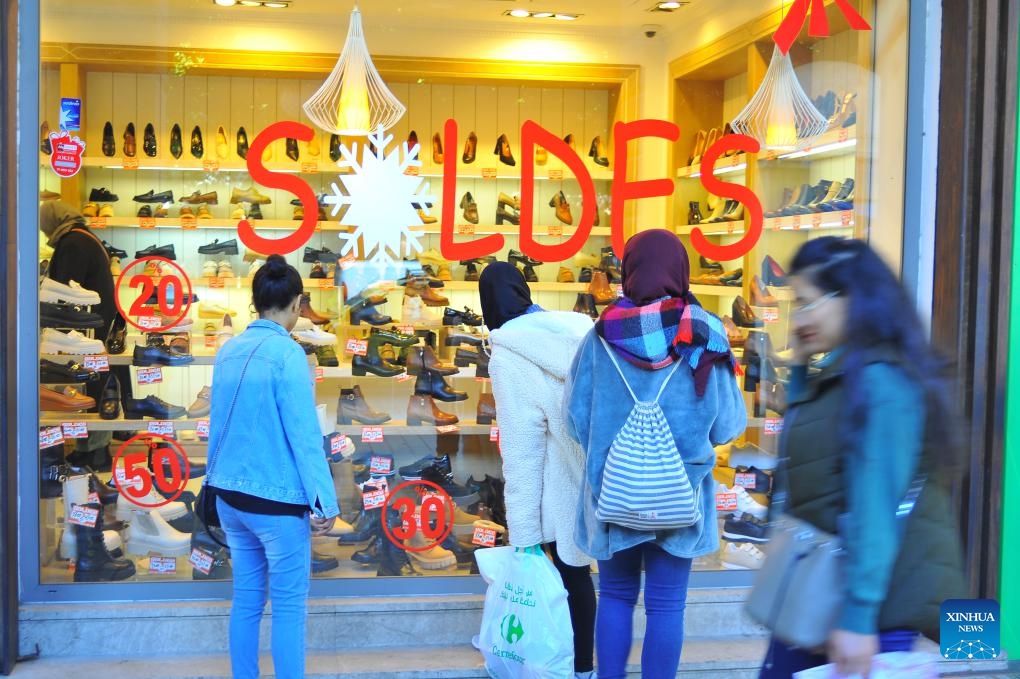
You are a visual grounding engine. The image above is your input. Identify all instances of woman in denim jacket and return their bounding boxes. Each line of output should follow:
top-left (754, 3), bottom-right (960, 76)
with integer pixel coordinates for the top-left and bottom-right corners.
top-left (207, 254), bottom-right (339, 679)
top-left (565, 230), bottom-right (746, 679)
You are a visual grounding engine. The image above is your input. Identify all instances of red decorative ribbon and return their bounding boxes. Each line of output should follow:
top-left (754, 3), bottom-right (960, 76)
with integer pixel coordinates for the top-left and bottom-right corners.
top-left (773, 0), bottom-right (872, 54)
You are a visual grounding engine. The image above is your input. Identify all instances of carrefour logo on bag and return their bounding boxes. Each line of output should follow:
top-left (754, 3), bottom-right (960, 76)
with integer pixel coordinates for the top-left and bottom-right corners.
top-left (500, 613), bottom-right (525, 644)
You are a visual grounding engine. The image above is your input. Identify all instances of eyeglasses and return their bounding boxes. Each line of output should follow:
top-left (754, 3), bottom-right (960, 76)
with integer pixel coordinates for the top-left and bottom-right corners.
top-left (792, 290), bottom-right (840, 316)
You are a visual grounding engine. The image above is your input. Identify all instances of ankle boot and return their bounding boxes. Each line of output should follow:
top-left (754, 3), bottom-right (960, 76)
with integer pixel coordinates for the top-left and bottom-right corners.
top-left (349, 298), bottom-right (392, 326)
top-left (40, 443), bottom-right (65, 499)
top-left (339, 505), bottom-right (382, 545)
top-left (352, 335), bottom-right (405, 377)
top-left (377, 509), bottom-right (419, 576)
top-left (74, 503), bottom-right (136, 582)
top-left (299, 292), bottom-right (331, 325)
top-left (59, 474), bottom-right (124, 560)
top-left (407, 345), bottom-right (458, 376)
top-left (573, 293), bottom-right (599, 319)
top-left (459, 191), bottom-right (479, 224)
top-left (588, 270), bottom-right (616, 305)
top-left (127, 508), bottom-right (192, 556)
top-left (414, 367), bottom-right (467, 402)
top-left (549, 191), bottom-right (573, 225)
top-left (406, 393), bottom-right (459, 426)
top-left (476, 393), bottom-right (496, 425)
top-left (417, 283), bottom-right (450, 307)
top-left (588, 135), bottom-right (609, 167)
top-left (494, 133), bottom-right (516, 166)
top-left (337, 385), bottom-right (391, 425)
top-left (352, 535), bottom-right (383, 564)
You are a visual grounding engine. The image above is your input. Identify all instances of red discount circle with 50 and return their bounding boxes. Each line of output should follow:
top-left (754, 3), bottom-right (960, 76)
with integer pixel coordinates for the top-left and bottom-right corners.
top-left (381, 480), bottom-right (454, 552)
top-left (114, 256), bottom-right (193, 333)
top-left (111, 434), bottom-right (191, 507)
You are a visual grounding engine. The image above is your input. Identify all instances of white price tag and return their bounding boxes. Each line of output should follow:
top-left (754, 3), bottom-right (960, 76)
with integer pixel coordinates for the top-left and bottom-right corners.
top-left (67, 503), bottom-right (99, 527)
top-left (196, 419), bottom-right (210, 438)
top-left (472, 525), bottom-right (497, 547)
top-left (361, 426), bottom-right (384, 443)
top-left (83, 355), bottom-right (110, 372)
top-left (148, 555), bottom-right (177, 574)
top-left (147, 420), bottom-right (174, 437)
top-left (362, 488), bottom-right (386, 509)
top-left (39, 426), bottom-right (65, 448)
top-left (136, 366), bottom-right (164, 384)
top-left (715, 491), bottom-right (738, 513)
top-left (138, 316), bottom-right (161, 330)
top-left (763, 418), bottom-right (784, 435)
top-left (61, 421), bottom-right (88, 439)
top-left (369, 455), bottom-right (392, 474)
top-left (189, 548), bottom-right (214, 574)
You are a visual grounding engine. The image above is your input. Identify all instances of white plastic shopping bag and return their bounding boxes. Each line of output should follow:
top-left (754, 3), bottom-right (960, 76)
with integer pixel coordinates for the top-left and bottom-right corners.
top-left (475, 546), bottom-right (574, 678)
top-left (793, 652), bottom-right (940, 678)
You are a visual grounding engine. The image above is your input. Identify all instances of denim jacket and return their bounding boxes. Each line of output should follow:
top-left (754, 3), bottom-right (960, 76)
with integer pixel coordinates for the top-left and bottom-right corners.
top-left (206, 319), bottom-right (339, 518)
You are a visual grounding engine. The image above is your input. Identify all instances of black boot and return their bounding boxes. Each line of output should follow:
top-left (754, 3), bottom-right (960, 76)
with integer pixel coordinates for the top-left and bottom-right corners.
top-left (352, 535), bottom-right (382, 564)
top-left (573, 293), bottom-right (599, 320)
top-left (377, 509), bottom-right (419, 577)
top-left (352, 335), bottom-right (404, 377)
top-left (74, 503), bottom-right (136, 582)
top-left (40, 444), bottom-right (66, 499)
top-left (338, 505), bottom-right (381, 544)
top-left (191, 515), bottom-right (232, 579)
top-left (413, 367), bottom-right (467, 402)
top-left (349, 299), bottom-right (392, 326)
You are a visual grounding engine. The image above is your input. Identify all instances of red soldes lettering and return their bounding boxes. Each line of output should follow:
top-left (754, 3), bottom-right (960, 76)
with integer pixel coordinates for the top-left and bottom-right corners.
top-left (690, 133), bottom-right (764, 262)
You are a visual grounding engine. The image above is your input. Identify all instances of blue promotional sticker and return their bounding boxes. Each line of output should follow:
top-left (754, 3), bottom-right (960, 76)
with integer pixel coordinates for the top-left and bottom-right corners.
top-left (60, 98), bottom-right (82, 131)
top-left (940, 599), bottom-right (999, 660)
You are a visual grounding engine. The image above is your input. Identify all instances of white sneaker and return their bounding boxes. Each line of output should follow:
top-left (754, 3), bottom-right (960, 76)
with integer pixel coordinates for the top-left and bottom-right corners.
top-left (201, 261), bottom-right (218, 278)
top-left (293, 316), bottom-right (314, 332)
top-left (126, 509), bottom-right (191, 557)
top-left (292, 327), bottom-right (336, 346)
top-left (721, 541), bottom-right (765, 570)
top-left (40, 328), bottom-right (105, 354)
top-left (40, 278), bottom-right (101, 305)
top-left (717, 483), bottom-right (769, 520)
top-left (217, 261), bottom-right (235, 278)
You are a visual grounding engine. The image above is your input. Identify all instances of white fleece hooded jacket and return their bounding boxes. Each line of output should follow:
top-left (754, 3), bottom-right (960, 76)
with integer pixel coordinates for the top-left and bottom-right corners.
top-left (488, 309), bottom-right (594, 567)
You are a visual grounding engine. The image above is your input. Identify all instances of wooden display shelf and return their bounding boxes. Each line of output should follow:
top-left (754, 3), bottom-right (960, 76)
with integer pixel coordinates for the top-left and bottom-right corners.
top-left (409, 224), bottom-right (612, 237)
top-left (440, 280), bottom-right (589, 293)
top-left (40, 352), bottom-right (217, 366)
top-left (317, 366), bottom-right (484, 380)
top-left (189, 276), bottom-right (338, 289)
top-left (676, 212), bottom-right (855, 236)
top-left (85, 216), bottom-right (353, 232)
top-left (675, 153), bottom-right (748, 179)
top-left (335, 421), bottom-right (495, 436)
top-left (758, 126), bottom-right (858, 163)
top-left (39, 413), bottom-right (208, 431)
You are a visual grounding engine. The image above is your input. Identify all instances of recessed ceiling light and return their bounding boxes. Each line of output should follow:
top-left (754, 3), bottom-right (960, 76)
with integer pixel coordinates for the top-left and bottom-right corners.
top-left (239, 0), bottom-right (261, 5)
top-left (652, 1), bottom-right (687, 10)
top-left (263, 1), bottom-right (288, 6)
top-left (658, 1), bottom-right (683, 8)
top-left (553, 13), bottom-right (577, 20)
top-left (213, 0), bottom-right (237, 5)
top-left (532, 11), bottom-right (554, 18)
top-left (508, 8), bottom-right (531, 18)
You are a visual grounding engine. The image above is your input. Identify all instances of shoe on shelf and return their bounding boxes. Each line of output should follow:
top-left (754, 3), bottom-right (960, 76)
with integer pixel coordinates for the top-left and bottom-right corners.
top-left (198, 303), bottom-right (237, 319)
top-left (132, 343), bottom-right (194, 368)
top-left (102, 121), bottom-right (116, 157)
top-left (82, 202), bottom-right (99, 218)
top-left (123, 122), bottom-right (136, 157)
top-left (98, 204), bottom-right (115, 218)
top-left (462, 131), bottom-right (477, 164)
top-left (143, 123), bottom-right (157, 157)
top-left (89, 187), bottom-right (118, 202)
top-left (197, 238), bottom-right (238, 256)
top-left (337, 385), bottom-right (391, 425)
top-left (442, 307), bottom-right (483, 327)
top-left (494, 133), bottom-right (515, 166)
top-left (123, 394), bottom-right (188, 420)
top-left (717, 483), bottom-right (768, 520)
top-left (181, 190), bottom-right (219, 205)
top-left (39, 358), bottom-right (100, 383)
top-left (230, 186), bottom-right (272, 205)
top-left (292, 326), bottom-right (337, 346)
top-left (721, 541), bottom-right (765, 570)
top-left (40, 278), bottom-right (101, 306)
top-left (40, 302), bottom-right (105, 330)
top-left (732, 296), bottom-right (762, 329)
top-left (40, 328), bottom-right (105, 355)
top-left (201, 261), bottom-right (218, 278)
top-left (557, 267), bottom-right (575, 283)
top-left (588, 135), bottom-right (609, 167)
top-left (216, 261), bottom-right (235, 278)
top-left (134, 244), bottom-right (176, 261)
top-left (722, 512), bottom-right (769, 544)
top-left (136, 205), bottom-right (152, 218)
top-left (549, 191), bottom-right (573, 225)
top-left (40, 385), bottom-right (95, 412)
top-left (190, 125), bottom-right (204, 159)
top-left (169, 123), bottom-right (182, 159)
top-left (459, 192), bottom-right (479, 224)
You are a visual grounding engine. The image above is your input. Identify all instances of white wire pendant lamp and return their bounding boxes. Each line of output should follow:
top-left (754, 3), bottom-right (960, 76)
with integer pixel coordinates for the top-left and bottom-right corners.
top-left (303, 4), bottom-right (406, 136)
top-left (731, 45), bottom-right (828, 152)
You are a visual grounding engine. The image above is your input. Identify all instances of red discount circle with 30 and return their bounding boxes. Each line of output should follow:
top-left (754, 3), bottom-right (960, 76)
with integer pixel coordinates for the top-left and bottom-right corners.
top-left (381, 480), bottom-right (455, 552)
top-left (111, 434), bottom-right (191, 507)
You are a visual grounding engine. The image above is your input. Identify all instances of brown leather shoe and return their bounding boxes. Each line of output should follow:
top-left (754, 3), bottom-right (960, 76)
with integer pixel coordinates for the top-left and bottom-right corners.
top-left (588, 270), bottom-right (616, 305)
top-left (462, 131), bottom-right (477, 164)
top-left (337, 385), bottom-right (391, 425)
top-left (460, 192), bottom-right (479, 224)
top-left (432, 132), bottom-right (443, 164)
top-left (722, 315), bottom-right (745, 348)
top-left (549, 191), bottom-right (573, 225)
top-left (556, 266), bottom-right (575, 283)
top-left (476, 393), bottom-right (496, 425)
top-left (732, 296), bottom-right (763, 328)
top-left (41, 385), bottom-right (96, 411)
top-left (123, 122), bottom-right (136, 157)
top-left (405, 282), bottom-right (449, 307)
top-left (299, 292), bottom-right (331, 325)
top-left (407, 345), bottom-right (458, 376)
top-left (180, 190), bottom-right (219, 205)
top-left (406, 394), bottom-right (458, 426)
top-left (751, 275), bottom-right (778, 307)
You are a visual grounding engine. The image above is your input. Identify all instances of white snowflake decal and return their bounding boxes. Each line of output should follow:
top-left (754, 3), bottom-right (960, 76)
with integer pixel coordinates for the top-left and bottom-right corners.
top-left (324, 126), bottom-right (435, 267)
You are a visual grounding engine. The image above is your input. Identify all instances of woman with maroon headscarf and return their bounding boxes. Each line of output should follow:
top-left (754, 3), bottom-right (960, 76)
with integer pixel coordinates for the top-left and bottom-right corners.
top-left (565, 229), bottom-right (746, 679)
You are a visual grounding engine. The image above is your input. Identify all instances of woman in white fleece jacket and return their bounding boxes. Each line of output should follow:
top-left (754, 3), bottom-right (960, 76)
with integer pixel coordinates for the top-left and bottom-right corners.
top-left (480, 262), bottom-right (597, 679)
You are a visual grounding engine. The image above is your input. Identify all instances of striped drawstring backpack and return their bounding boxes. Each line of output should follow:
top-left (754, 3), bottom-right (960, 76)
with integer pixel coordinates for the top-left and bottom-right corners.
top-left (595, 336), bottom-right (702, 531)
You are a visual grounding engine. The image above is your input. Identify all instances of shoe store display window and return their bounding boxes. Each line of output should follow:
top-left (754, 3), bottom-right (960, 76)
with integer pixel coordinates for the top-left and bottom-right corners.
top-left (28, 0), bottom-right (907, 594)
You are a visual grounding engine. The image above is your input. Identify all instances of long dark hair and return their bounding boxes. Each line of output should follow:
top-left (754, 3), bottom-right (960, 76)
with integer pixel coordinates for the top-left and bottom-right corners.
top-left (789, 237), bottom-right (961, 469)
top-left (251, 254), bottom-right (302, 314)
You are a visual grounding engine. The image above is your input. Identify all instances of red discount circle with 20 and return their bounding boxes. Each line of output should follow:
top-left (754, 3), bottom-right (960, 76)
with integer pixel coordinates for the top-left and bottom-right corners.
top-left (114, 256), bottom-right (193, 333)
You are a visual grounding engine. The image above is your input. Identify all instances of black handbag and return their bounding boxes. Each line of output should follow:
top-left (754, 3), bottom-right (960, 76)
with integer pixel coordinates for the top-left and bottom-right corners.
top-left (196, 337), bottom-right (270, 547)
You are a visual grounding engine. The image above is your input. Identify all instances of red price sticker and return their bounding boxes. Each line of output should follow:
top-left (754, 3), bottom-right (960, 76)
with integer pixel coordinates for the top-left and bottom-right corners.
top-left (196, 419), bottom-right (210, 438)
top-left (139, 217), bottom-right (156, 229)
top-left (318, 279), bottom-right (335, 289)
top-left (89, 217), bottom-right (107, 230)
top-left (301, 161), bottom-right (320, 174)
top-left (138, 316), bottom-right (162, 330)
top-left (481, 167), bottom-right (497, 179)
top-left (398, 325), bottom-right (415, 336)
top-left (735, 472), bottom-right (758, 490)
top-left (435, 424), bottom-right (460, 434)
top-left (456, 223), bottom-right (476, 236)
top-left (345, 338), bottom-right (368, 356)
top-left (396, 372), bottom-right (414, 382)
top-left (123, 157), bottom-right (140, 170)
top-left (762, 307), bottom-right (780, 323)
top-left (147, 420), bottom-right (174, 437)
top-left (148, 555), bottom-right (177, 574)
top-left (189, 548), bottom-right (214, 575)
top-left (489, 426), bottom-right (500, 442)
top-left (67, 503), bottom-right (100, 528)
top-left (715, 491), bottom-right (738, 513)
top-left (547, 169), bottom-right (564, 181)
top-left (472, 525), bottom-right (497, 547)
top-left (83, 354), bottom-right (110, 372)
top-left (403, 166), bottom-right (420, 176)
top-left (208, 277), bottom-right (225, 289)
top-left (338, 254), bottom-right (357, 270)
top-left (792, 214), bottom-right (801, 230)
top-left (86, 492), bottom-right (100, 504)
top-left (137, 366), bottom-right (164, 384)
top-left (547, 224), bottom-right (564, 237)
top-left (838, 128), bottom-right (850, 143)
top-left (204, 335), bottom-right (216, 349)
top-left (810, 213), bottom-right (823, 228)
top-left (314, 367), bottom-right (325, 383)
top-left (363, 488), bottom-right (386, 509)
top-left (764, 417), bottom-right (784, 435)
top-left (768, 217), bottom-right (781, 232)
top-left (180, 215), bottom-right (198, 230)
top-left (361, 426), bottom-right (384, 443)
top-left (369, 455), bottom-right (392, 474)
top-left (840, 210), bottom-right (852, 226)
top-left (202, 159), bottom-right (219, 172)
top-left (39, 426), bottom-right (65, 448)
top-left (330, 433), bottom-right (348, 456)
top-left (61, 421), bottom-right (88, 439)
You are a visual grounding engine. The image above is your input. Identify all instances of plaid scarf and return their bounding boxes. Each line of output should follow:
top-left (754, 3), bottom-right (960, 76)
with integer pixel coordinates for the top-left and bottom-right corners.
top-left (595, 296), bottom-right (736, 396)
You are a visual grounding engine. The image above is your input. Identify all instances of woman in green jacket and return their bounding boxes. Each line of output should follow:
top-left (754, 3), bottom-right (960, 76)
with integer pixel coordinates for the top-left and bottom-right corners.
top-left (759, 237), bottom-right (967, 678)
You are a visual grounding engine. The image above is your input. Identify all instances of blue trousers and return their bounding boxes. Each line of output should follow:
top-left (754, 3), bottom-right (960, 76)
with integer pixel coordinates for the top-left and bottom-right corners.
top-left (217, 498), bottom-right (311, 679)
top-left (758, 628), bottom-right (919, 678)
top-left (596, 542), bottom-right (693, 679)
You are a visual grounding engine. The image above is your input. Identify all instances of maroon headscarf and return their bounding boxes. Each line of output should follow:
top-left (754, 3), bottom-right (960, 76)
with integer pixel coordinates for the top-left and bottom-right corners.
top-left (620, 229), bottom-right (691, 305)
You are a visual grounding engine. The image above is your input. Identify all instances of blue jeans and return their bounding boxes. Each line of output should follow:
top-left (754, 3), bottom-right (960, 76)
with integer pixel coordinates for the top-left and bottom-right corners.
top-left (217, 497), bottom-right (311, 679)
top-left (596, 542), bottom-right (693, 679)
top-left (758, 628), bottom-right (919, 678)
